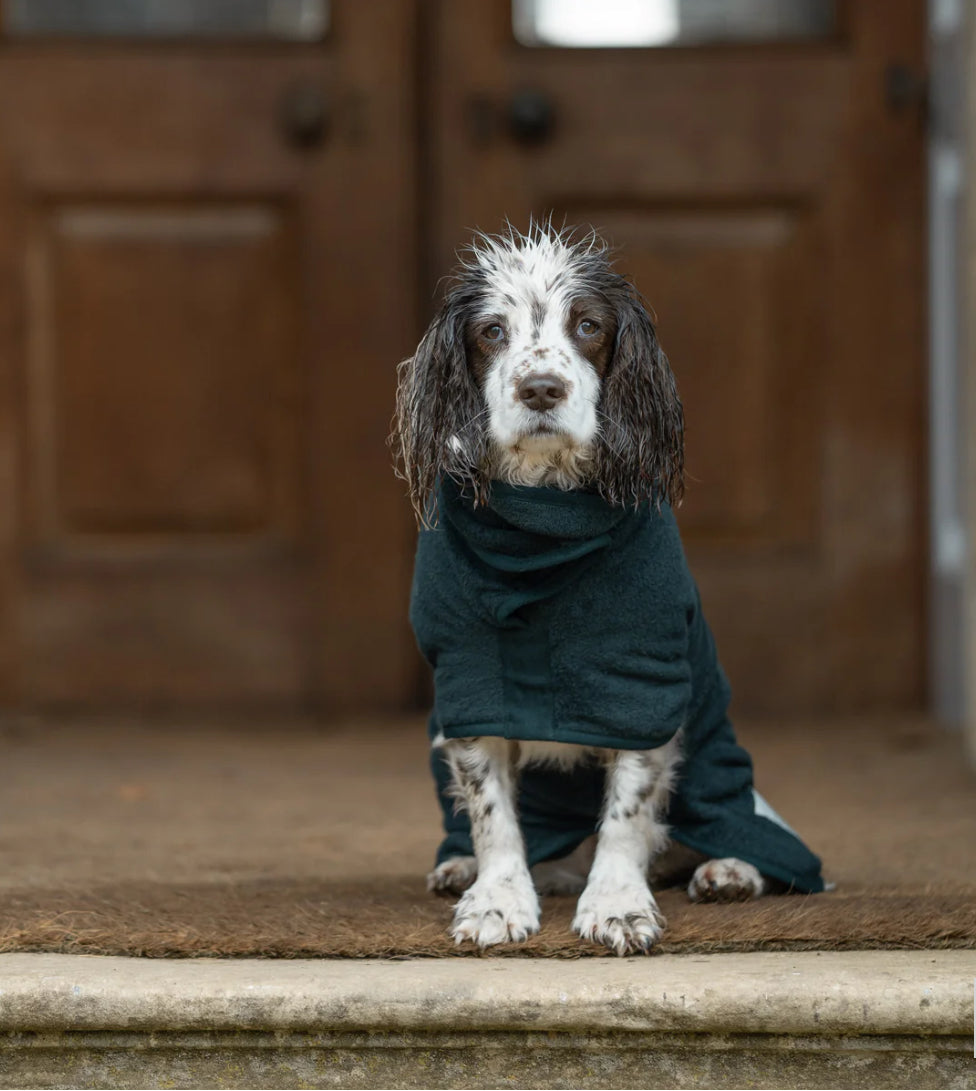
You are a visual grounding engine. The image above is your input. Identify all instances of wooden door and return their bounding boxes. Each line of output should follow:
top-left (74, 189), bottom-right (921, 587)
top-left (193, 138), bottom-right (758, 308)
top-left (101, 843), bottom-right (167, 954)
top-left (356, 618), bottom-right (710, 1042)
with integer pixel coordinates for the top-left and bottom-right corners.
top-left (0, 1), bottom-right (416, 712)
top-left (427, 0), bottom-right (926, 714)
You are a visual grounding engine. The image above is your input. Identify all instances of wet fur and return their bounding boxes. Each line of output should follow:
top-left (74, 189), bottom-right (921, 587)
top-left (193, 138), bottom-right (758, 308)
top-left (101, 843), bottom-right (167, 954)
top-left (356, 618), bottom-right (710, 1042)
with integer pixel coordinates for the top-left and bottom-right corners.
top-left (392, 222), bottom-right (683, 524)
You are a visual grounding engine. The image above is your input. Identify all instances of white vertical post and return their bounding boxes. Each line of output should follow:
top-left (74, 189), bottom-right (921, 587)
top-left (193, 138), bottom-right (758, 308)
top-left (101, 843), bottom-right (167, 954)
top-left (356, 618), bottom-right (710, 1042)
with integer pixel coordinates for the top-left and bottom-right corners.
top-left (930, 0), bottom-right (968, 729)
top-left (957, 0), bottom-right (976, 762)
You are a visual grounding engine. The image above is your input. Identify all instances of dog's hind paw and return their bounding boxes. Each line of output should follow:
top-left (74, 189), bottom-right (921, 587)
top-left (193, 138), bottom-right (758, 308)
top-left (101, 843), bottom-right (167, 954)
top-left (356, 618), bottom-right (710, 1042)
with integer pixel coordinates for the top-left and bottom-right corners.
top-left (572, 883), bottom-right (666, 956)
top-left (687, 858), bottom-right (766, 902)
top-left (427, 855), bottom-right (478, 897)
top-left (450, 876), bottom-right (540, 947)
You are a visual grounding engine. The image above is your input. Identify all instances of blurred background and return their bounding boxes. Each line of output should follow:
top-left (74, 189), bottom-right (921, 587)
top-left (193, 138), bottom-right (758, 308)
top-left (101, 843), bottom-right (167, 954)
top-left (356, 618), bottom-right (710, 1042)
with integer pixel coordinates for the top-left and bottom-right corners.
top-left (0, 0), bottom-right (967, 750)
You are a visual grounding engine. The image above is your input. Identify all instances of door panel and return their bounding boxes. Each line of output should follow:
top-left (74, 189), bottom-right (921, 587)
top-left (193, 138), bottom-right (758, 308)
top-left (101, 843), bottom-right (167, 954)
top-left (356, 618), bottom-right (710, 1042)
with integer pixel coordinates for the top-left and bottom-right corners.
top-left (428, 1), bottom-right (925, 713)
top-left (575, 206), bottom-right (821, 548)
top-left (31, 203), bottom-right (300, 539)
top-left (0, 3), bottom-right (416, 711)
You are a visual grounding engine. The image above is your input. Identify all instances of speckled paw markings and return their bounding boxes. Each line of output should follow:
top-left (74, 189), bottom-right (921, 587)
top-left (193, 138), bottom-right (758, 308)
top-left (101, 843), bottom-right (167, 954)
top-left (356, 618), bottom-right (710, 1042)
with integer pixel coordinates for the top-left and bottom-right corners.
top-left (449, 881), bottom-right (541, 947)
top-left (572, 888), bottom-right (667, 956)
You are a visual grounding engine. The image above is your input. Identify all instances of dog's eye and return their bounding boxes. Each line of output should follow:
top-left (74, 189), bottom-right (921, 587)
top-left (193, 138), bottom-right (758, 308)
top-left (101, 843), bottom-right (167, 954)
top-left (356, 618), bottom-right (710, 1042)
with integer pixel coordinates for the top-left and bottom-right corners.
top-left (482, 324), bottom-right (506, 342)
top-left (577, 319), bottom-right (599, 337)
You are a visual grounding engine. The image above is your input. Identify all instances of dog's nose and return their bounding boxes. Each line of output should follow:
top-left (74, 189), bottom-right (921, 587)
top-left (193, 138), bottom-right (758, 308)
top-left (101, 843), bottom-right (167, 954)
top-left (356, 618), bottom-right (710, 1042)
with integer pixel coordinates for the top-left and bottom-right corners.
top-left (517, 373), bottom-right (567, 412)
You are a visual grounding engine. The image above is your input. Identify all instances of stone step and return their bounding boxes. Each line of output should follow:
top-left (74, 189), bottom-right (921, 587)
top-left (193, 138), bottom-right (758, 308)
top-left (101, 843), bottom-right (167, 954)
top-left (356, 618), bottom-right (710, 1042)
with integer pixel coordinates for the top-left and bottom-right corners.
top-left (0, 950), bottom-right (973, 1089)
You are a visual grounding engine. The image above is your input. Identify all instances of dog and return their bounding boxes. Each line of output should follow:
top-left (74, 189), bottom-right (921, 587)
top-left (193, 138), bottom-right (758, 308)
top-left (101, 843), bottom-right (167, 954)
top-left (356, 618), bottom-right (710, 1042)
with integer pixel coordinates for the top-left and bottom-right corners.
top-left (392, 221), bottom-right (823, 955)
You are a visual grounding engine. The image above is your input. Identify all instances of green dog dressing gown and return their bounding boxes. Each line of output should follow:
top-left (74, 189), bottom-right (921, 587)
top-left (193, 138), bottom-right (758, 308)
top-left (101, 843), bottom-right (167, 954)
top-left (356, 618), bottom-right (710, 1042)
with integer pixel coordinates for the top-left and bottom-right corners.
top-left (410, 477), bottom-right (824, 893)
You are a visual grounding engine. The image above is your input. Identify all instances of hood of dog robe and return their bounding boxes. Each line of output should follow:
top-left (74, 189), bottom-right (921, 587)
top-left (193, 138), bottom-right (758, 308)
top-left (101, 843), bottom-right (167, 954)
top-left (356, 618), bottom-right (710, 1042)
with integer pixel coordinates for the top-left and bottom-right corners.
top-left (412, 477), bottom-right (825, 895)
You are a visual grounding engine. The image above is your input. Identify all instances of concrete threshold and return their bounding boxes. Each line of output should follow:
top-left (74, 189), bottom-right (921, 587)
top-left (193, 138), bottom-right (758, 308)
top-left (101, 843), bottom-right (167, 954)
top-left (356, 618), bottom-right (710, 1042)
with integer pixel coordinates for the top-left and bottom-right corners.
top-left (0, 950), bottom-right (974, 1089)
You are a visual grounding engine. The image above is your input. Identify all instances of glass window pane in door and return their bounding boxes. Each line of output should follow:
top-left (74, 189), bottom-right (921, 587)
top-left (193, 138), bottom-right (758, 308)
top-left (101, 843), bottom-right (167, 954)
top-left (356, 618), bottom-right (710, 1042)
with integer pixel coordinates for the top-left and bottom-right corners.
top-left (4, 0), bottom-right (329, 40)
top-left (513, 0), bottom-right (835, 48)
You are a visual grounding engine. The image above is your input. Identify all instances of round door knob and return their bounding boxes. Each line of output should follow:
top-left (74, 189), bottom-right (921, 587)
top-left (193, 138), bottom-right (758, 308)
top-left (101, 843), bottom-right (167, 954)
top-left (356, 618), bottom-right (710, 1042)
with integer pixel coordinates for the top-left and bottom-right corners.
top-left (278, 82), bottom-right (329, 149)
top-left (507, 88), bottom-right (556, 146)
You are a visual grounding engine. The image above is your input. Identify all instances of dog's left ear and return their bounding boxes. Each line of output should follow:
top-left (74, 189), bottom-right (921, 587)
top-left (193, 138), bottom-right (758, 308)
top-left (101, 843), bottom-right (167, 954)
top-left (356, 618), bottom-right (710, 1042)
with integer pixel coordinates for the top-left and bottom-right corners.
top-left (391, 295), bottom-right (488, 526)
top-left (595, 285), bottom-right (684, 509)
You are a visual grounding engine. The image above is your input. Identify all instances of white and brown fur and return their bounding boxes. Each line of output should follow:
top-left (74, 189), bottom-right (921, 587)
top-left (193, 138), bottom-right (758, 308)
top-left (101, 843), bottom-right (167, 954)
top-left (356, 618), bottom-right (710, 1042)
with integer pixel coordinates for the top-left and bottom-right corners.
top-left (393, 222), bottom-right (766, 956)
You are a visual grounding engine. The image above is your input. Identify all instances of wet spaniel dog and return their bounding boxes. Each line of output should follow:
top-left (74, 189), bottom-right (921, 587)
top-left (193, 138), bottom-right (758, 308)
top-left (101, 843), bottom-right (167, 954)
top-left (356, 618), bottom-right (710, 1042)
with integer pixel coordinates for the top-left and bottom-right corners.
top-left (393, 223), bottom-right (771, 955)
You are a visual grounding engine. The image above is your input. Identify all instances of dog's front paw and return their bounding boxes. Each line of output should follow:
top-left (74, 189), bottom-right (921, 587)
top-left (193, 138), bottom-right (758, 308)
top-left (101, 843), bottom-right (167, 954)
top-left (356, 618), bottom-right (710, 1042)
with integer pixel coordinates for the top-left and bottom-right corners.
top-left (688, 857), bottom-right (766, 902)
top-left (572, 880), bottom-right (666, 956)
top-left (450, 875), bottom-right (540, 947)
top-left (427, 855), bottom-right (478, 897)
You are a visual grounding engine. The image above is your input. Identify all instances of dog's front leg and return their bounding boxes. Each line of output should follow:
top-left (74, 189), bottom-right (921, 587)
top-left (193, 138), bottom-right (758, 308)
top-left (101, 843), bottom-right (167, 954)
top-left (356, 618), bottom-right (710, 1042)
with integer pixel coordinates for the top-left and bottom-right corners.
top-left (443, 736), bottom-right (540, 947)
top-left (573, 736), bottom-right (681, 955)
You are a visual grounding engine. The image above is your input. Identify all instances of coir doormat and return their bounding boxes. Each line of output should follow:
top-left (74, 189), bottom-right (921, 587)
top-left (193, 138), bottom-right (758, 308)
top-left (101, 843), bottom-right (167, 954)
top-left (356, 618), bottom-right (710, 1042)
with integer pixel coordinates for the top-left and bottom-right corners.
top-left (1, 877), bottom-right (973, 958)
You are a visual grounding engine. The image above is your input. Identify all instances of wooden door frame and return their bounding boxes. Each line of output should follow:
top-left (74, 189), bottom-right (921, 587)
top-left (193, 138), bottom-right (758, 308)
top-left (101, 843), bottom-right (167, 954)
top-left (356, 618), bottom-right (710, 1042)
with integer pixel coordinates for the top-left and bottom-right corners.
top-left (0, 0), bottom-right (948, 721)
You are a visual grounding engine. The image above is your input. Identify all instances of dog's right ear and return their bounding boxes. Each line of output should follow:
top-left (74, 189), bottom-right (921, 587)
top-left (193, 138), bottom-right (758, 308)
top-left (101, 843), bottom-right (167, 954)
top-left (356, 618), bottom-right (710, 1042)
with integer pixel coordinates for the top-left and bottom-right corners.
top-left (595, 281), bottom-right (684, 511)
top-left (391, 295), bottom-right (488, 526)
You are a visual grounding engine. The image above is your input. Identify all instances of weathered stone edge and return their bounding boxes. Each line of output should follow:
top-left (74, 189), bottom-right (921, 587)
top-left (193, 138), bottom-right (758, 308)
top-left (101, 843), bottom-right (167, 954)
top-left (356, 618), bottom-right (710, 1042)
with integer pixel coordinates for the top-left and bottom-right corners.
top-left (0, 950), bottom-right (972, 1037)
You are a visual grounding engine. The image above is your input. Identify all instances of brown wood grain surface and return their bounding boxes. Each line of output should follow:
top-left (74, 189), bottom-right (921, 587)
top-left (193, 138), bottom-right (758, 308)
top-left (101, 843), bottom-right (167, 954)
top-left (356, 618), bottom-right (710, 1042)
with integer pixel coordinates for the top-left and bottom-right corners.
top-left (0, 1), bottom-right (926, 715)
top-left (0, 3), bottom-right (418, 711)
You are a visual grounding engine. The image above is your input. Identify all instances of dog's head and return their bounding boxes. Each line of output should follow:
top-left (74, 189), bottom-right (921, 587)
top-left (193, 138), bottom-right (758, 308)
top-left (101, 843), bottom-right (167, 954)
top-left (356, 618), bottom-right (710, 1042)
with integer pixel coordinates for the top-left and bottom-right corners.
top-left (393, 221), bottom-right (683, 524)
